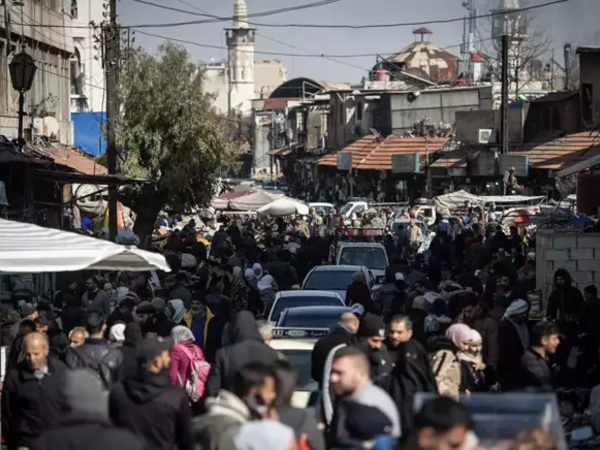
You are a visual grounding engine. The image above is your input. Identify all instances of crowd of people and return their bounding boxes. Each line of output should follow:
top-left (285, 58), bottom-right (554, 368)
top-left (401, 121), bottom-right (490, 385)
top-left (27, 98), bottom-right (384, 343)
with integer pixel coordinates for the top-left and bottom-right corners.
top-left (2, 207), bottom-right (600, 450)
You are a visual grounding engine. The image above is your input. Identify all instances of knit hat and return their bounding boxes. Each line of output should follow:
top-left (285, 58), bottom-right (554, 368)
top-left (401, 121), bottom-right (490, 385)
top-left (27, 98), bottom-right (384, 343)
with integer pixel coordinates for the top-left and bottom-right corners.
top-left (357, 313), bottom-right (385, 338)
top-left (62, 369), bottom-right (108, 417)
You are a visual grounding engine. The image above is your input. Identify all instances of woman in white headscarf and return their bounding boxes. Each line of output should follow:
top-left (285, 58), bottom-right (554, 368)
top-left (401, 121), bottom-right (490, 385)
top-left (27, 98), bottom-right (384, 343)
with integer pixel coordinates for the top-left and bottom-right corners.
top-left (168, 325), bottom-right (210, 398)
top-left (108, 322), bottom-right (126, 348)
top-left (497, 298), bottom-right (530, 390)
top-left (166, 299), bottom-right (186, 326)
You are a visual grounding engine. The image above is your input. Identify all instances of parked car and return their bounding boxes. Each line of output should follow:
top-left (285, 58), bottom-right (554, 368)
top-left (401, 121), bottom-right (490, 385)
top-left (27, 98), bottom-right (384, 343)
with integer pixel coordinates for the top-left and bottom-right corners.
top-left (309, 202), bottom-right (335, 216)
top-left (266, 290), bottom-right (344, 324)
top-left (302, 265), bottom-right (375, 302)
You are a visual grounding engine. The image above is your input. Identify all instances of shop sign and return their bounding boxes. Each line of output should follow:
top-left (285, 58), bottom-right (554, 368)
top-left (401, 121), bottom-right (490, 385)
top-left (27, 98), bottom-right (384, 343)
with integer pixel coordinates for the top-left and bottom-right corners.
top-left (472, 152), bottom-right (496, 176)
top-left (337, 152), bottom-right (353, 171)
top-left (499, 154), bottom-right (529, 177)
top-left (392, 153), bottom-right (420, 173)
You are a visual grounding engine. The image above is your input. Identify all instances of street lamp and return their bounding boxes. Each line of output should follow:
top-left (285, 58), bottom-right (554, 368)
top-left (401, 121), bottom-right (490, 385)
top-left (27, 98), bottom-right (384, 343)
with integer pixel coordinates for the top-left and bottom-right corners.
top-left (9, 51), bottom-right (37, 145)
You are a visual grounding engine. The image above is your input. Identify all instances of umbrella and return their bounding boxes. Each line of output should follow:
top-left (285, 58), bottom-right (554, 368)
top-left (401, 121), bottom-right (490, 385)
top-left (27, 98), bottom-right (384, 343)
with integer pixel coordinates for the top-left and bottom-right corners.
top-left (228, 190), bottom-right (282, 211)
top-left (257, 197), bottom-right (309, 216)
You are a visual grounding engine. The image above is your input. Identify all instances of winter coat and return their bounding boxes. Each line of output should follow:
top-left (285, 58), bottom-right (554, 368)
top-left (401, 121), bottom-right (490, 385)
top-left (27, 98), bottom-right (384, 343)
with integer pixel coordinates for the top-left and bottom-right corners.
top-left (82, 289), bottom-right (111, 317)
top-left (375, 283), bottom-right (400, 321)
top-left (32, 413), bottom-right (145, 450)
top-left (205, 311), bottom-right (279, 397)
top-left (168, 341), bottom-right (207, 389)
top-left (497, 318), bottom-right (527, 391)
top-left (1, 358), bottom-right (68, 449)
top-left (346, 281), bottom-right (373, 312)
top-left (60, 305), bottom-right (84, 336)
top-left (278, 406), bottom-right (325, 450)
top-left (65, 338), bottom-right (123, 389)
top-left (109, 369), bottom-right (194, 450)
top-left (119, 343), bottom-right (141, 381)
top-left (516, 348), bottom-right (554, 391)
top-left (192, 390), bottom-right (252, 450)
top-left (429, 337), bottom-right (462, 400)
top-left (311, 325), bottom-right (355, 386)
top-left (385, 339), bottom-right (437, 434)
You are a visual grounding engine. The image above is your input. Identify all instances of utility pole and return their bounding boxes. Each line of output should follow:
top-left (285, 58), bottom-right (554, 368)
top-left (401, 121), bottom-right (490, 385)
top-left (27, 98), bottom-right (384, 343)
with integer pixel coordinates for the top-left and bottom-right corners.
top-left (105, 0), bottom-right (119, 242)
top-left (500, 34), bottom-right (509, 156)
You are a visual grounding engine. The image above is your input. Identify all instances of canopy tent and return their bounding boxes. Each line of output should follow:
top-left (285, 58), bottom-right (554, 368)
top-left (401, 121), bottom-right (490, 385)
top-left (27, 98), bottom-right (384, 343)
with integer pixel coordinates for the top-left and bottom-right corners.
top-left (211, 190), bottom-right (252, 209)
top-left (228, 190), bottom-right (282, 211)
top-left (0, 218), bottom-right (171, 273)
top-left (480, 195), bottom-right (546, 204)
top-left (257, 197), bottom-right (309, 216)
top-left (433, 190), bottom-right (485, 216)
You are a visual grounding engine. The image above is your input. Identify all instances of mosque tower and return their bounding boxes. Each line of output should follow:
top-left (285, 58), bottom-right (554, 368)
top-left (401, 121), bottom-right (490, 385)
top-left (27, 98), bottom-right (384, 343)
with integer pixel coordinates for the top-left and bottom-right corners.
top-left (226, 0), bottom-right (256, 114)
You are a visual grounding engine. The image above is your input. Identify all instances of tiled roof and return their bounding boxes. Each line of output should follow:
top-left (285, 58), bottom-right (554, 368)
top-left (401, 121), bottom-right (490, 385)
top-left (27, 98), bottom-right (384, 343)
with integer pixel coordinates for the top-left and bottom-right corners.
top-left (511, 132), bottom-right (600, 171)
top-left (429, 148), bottom-right (472, 169)
top-left (34, 145), bottom-right (107, 175)
top-left (318, 135), bottom-right (450, 170)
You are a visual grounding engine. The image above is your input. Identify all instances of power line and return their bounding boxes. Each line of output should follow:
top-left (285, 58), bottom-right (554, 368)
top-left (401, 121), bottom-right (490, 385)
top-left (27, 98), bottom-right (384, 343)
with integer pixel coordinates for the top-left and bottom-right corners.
top-left (130, 0), bottom-right (342, 23)
top-left (123, 0), bottom-right (570, 30)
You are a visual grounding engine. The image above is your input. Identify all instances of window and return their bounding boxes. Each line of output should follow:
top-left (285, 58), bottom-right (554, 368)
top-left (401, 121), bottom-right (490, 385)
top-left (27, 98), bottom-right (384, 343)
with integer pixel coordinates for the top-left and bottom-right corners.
top-left (356, 102), bottom-right (363, 121)
top-left (270, 296), bottom-right (343, 322)
top-left (71, 0), bottom-right (78, 19)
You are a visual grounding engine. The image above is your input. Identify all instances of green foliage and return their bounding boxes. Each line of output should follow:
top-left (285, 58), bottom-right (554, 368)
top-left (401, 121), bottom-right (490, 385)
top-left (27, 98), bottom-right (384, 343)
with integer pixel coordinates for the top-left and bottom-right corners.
top-left (117, 42), bottom-right (239, 214)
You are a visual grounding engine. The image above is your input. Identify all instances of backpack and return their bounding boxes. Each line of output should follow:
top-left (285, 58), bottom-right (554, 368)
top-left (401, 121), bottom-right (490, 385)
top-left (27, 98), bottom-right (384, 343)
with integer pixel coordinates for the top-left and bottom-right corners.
top-left (175, 343), bottom-right (211, 402)
top-left (69, 346), bottom-right (115, 390)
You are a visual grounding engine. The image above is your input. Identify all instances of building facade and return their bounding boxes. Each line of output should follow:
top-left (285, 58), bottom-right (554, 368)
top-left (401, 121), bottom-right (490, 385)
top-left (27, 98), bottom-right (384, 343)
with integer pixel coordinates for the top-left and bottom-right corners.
top-left (0, 0), bottom-right (73, 144)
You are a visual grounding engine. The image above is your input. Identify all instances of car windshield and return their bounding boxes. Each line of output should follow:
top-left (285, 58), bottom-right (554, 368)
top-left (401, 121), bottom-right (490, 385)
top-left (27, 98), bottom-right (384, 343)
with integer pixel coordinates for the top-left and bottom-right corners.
top-left (279, 349), bottom-right (312, 387)
top-left (279, 311), bottom-right (343, 329)
top-left (339, 247), bottom-right (387, 270)
top-left (340, 203), bottom-right (353, 215)
top-left (271, 296), bottom-right (343, 321)
top-left (304, 270), bottom-right (355, 291)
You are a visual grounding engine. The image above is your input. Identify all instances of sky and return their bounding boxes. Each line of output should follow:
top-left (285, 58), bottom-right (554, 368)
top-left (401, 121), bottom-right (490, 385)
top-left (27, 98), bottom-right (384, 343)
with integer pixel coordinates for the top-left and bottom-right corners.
top-left (118, 0), bottom-right (600, 83)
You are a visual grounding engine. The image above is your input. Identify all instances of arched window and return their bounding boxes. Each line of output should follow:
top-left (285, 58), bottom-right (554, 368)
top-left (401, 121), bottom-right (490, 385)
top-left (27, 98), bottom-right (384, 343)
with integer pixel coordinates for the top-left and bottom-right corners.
top-left (71, 0), bottom-right (78, 19)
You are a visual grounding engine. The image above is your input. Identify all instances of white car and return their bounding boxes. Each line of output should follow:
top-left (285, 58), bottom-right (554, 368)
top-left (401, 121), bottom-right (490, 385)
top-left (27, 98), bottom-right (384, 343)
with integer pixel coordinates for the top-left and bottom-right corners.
top-left (335, 242), bottom-right (389, 282)
top-left (270, 328), bottom-right (328, 408)
top-left (309, 202), bottom-right (335, 216)
top-left (266, 290), bottom-right (345, 324)
top-left (302, 265), bottom-right (375, 303)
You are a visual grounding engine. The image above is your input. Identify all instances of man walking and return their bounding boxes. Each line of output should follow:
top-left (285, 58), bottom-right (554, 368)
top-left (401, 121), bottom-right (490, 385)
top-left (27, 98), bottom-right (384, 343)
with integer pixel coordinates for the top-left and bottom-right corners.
top-left (2, 332), bottom-right (67, 450)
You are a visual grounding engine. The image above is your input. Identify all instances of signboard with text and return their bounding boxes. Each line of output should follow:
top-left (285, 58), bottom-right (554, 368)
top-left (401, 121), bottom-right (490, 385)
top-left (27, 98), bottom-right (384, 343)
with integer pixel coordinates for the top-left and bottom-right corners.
top-left (499, 154), bottom-right (529, 177)
top-left (392, 153), bottom-right (420, 173)
top-left (337, 152), bottom-right (353, 171)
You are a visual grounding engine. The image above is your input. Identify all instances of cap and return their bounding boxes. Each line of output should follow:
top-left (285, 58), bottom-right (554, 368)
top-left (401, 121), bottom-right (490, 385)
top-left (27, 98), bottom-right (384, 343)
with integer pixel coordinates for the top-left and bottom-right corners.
top-left (350, 303), bottom-right (365, 316)
top-left (136, 301), bottom-right (155, 314)
top-left (395, 272), bottom-right (405, 282)
top-left (139, 336), bottom-right (174, 362)
top-left (357, 313), bottom-right (385, 338)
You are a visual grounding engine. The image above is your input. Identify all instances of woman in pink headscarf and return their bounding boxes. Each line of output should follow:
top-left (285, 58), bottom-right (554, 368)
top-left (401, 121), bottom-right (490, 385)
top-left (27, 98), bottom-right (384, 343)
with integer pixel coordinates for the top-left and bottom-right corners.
top-left (429, 324), bottom-right (472, 399)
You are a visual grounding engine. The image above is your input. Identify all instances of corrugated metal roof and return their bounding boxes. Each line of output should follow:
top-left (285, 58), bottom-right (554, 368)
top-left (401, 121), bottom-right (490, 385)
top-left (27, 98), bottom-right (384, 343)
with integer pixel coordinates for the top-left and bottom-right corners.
top-left (34, 145), bottom-right (108, 175)
top-left (511, 132), bottom-right (600, 171)
top-left (318, 135), bottom-right (449, 170)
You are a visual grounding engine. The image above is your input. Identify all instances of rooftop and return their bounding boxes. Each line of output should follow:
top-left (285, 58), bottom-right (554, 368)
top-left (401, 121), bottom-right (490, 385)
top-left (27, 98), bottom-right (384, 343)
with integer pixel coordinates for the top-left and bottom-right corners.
top-left (513, 132), bottom-right (600, 170)
top-left (318, 135), bottom-right (450, 171)
top-left (33, 145), bottom-right (107, 175)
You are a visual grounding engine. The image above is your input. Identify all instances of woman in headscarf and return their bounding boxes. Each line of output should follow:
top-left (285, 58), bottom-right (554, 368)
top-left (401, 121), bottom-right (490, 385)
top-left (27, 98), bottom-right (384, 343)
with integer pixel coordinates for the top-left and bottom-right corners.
top-left (119, 322), bottom-right (143, 380)
top-left (458, 328), bottom-right (487, 392)
top-left (429, 324), bottom-right (470, 399)
top-left (166, 298), bottom-right (187, 326)
top-left (257, 274), bottom-right (278, 317)
top-left (497, 299), bottom-right (530, 391)
top-left (345, 271), bottom-right (373, 313)
top-left (108, 322), bottom-right (126, 348)
top-left (169, 325), bottom-right (210, 414)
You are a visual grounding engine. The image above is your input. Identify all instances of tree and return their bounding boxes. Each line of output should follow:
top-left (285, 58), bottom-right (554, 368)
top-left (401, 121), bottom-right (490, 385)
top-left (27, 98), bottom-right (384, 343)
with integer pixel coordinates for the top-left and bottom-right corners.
top-left (117, 43), bottom-right (239, 244)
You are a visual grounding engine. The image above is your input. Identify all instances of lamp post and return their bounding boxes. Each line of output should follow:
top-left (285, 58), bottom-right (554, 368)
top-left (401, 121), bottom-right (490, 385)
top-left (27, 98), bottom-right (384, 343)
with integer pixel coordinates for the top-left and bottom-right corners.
top-left (9, 51), bottom-right (37, 146)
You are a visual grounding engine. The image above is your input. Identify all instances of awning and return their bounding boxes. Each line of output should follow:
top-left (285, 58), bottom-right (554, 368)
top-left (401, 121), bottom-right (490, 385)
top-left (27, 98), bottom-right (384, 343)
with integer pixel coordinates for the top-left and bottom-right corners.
top-left (228, 190), bottom-right (283, 211)
top-left (0, 218), bottom-right (171, 273)
top-left (257, 197), bottom-right (309, 216)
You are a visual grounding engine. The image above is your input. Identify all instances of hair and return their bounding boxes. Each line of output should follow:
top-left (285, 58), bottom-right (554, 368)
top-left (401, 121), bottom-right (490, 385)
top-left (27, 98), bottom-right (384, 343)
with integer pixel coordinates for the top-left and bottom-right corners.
top-left (458, 292), bottom-right (479, 311)
top-left (333, 346), bottom-right (369, 375)
top-left (23, 331), bottom-right (50, 348)
top-left (83, 310), bottom-right (106, 335)
top-left (63, 294), bottom-right (80, 308)
top-left (431, 298), bottom-right (447, 317)
top-left (414, 396), bottom-right (473, 433)
top-left (256, 320), bottom-right (273, 341)
top-left (124, 322), bottom-right (144, 348)
top-left (68, 327), bottom-right (89, 339)
top-left (34, 316), bottom-right (49, 329)
top-left (510, 428), bottom-right (557, 450)
top-left (390, 315), bottom-right (413, 331)
top-left (231, 362), bottom-right (276, 399)
top-left (20, 319), bottom-right (37, 333)
top-left (273, 359), bottom-right (298, 407)
top-left (36, 302), bottom-right (52, 313)
top-left (531, 322), bottom-right (560, 347)
top-left (585, 285), bottom-right (598, 296)
top-left (175, 272), bottom-right (188, 283)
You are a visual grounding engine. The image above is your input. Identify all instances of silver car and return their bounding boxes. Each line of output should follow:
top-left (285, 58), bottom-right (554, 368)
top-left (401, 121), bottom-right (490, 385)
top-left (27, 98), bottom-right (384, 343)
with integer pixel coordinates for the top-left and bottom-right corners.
top-left (301, 265), bottom-right (374, 303)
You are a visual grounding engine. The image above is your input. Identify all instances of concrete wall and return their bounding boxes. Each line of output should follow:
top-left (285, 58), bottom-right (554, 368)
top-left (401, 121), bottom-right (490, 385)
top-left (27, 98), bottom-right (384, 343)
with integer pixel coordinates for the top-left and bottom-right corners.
top-left (254, 60), bottom-right (287, 98)
top-left (328, 94), bottom-right (356, 151)
top-left (382, 86), bottom-right (493, 135)
top-left (455, 108), bottom-right (524, 144)
top-left (536, 230), bottom-right (600, 308)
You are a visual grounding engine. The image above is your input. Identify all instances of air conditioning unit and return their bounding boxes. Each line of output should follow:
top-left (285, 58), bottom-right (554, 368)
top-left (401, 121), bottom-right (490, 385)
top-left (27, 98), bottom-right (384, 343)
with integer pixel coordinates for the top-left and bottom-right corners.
top-left (479, 129), bottom-right (496, 144)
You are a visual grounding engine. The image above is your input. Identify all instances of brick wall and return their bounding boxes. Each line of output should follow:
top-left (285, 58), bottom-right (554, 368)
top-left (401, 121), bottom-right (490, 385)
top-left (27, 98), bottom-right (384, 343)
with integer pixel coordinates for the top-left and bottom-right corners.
top-left (536, 230), bottom-right (600, 308)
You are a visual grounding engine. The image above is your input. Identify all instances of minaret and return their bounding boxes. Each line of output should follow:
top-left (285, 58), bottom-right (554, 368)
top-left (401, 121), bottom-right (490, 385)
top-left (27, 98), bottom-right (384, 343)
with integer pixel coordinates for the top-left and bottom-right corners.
top-left (226, 0), bottom-right (256, 114)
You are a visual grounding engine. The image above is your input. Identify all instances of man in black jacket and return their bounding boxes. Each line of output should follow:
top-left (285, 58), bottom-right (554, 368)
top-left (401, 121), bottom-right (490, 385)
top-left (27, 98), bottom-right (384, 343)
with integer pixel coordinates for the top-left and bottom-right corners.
top-left (65, 309), bottom-right (123, 389)
top-left (33, 369), bottom-right (144, 450)
top-left (1, 332), bottom-right (68, 450)
top-left (205, 311), bottom-right (279, 397)
top-left (311, 312), bottom-right (359, 387)
top-left (109, 336), bottom-right (194, 450)
top-left (517, 321), bottom-right (561, 391)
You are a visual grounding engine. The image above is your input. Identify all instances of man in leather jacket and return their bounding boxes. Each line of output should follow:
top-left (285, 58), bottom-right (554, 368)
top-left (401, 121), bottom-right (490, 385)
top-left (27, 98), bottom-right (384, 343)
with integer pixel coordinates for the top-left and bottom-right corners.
top-left (65, 309), bottom-right (123, 389)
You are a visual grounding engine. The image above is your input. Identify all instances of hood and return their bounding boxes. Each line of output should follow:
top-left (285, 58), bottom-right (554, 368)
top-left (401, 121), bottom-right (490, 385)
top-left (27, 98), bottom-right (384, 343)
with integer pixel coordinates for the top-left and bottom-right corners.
top-left (229, 311), bottom-right (262, 344)
top-left (168, 299), bottom-right (186, 324)
top-left (124, 369), bottom-right (171, 403)
top-left (203, 390), bottom-right (251, 422)
top-left (554, 268), bottom-right (573, 287)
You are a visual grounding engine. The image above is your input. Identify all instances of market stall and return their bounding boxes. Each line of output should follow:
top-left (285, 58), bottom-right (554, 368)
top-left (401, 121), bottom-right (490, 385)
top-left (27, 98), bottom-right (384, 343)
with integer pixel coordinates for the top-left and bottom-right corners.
top-left (257, 197), bottom-right (309, 216)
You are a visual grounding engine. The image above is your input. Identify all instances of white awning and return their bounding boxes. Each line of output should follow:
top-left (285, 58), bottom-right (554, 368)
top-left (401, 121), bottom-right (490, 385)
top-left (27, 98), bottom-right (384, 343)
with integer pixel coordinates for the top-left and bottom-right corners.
top-left (480, 195), bottom-right (546, 204)
top-left (228, 190), bottom-right (283, 211)
top-left (257, 197), bottom-right (309, 216)
top-left (0, 218), bottom-right (171, 273)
